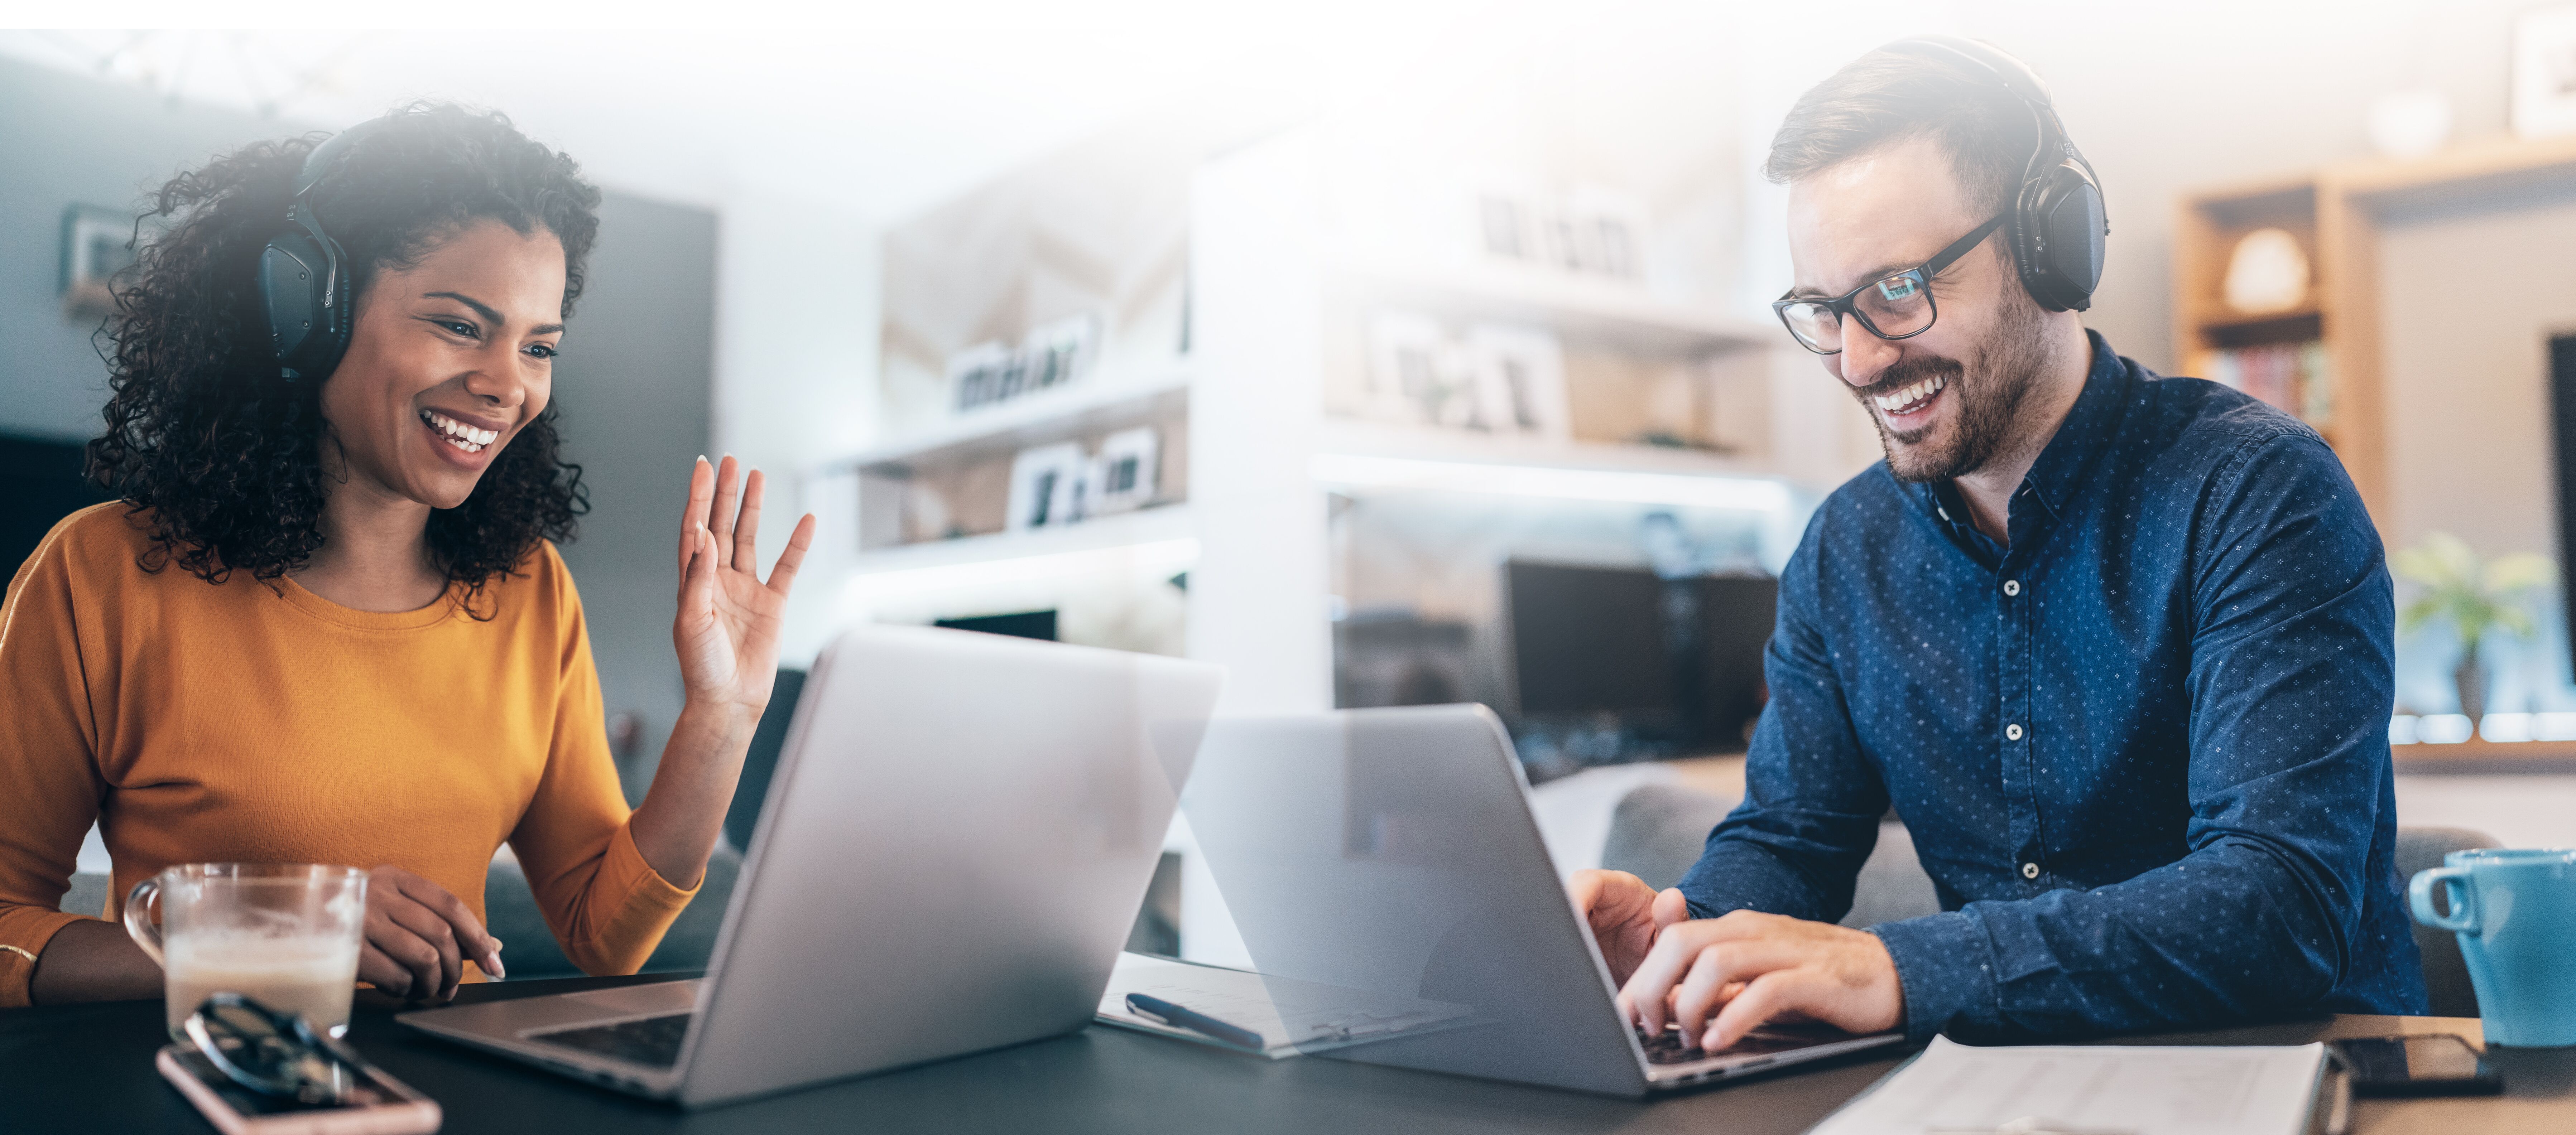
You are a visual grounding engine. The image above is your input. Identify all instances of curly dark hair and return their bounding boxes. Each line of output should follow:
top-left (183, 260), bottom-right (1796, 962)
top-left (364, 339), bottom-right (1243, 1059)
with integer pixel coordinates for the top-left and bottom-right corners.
top-left (87, 101), bottom-right (599, 615)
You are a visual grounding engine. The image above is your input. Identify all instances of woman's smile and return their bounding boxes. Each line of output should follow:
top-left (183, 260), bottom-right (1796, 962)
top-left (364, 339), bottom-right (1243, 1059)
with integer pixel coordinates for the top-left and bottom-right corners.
top-left (418, 407), bottom-right (506, 465)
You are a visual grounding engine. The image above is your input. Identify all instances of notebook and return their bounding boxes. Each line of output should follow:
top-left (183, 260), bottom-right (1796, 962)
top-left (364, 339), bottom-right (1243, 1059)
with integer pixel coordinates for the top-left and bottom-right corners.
top-left (1094, 953), bottom-right (1472, 1059)
top-left (1810, 1036), bottom-right (2338, 1135)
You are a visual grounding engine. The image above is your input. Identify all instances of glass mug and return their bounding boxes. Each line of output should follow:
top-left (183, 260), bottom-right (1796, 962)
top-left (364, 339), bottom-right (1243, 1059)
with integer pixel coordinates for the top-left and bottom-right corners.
top-left (123, 863), bottom-right (368, 1040)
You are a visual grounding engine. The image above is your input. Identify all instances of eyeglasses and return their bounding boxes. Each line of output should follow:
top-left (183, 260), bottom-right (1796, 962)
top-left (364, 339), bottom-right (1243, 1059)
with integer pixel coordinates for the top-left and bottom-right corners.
top-left (182, 992), bottom-right (380, 1106)
top-left (1772, 214), bottom-right (2006, 355)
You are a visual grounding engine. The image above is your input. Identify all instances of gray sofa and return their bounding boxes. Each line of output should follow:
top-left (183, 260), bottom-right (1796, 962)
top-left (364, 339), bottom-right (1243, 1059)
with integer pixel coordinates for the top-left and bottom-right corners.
top-left (1600, 782), bottom-right (2491, 1019)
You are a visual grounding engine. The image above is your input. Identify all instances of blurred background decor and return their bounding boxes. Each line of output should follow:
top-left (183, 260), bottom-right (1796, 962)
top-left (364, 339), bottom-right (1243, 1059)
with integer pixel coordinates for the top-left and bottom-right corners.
top-left (2394, 533), bottom-right (2556, 724)
top-left (56, 203), bottom-right (134, 319)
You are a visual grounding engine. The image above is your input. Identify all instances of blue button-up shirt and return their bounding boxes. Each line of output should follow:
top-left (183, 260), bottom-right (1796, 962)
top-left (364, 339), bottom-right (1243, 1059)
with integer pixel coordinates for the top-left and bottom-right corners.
top-left (1680, 331), bottom-right (2425, 1041)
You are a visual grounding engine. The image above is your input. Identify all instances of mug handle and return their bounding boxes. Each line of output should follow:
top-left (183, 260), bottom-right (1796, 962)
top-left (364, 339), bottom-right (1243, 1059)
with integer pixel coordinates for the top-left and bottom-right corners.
top-left (122, 876), bottom-right (168, 968)
top-left (2408, 866), bottom-right (2479, 934)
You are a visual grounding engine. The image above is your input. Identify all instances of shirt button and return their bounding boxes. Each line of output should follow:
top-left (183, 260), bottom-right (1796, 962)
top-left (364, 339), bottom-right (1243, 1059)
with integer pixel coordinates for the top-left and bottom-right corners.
top-left (2022, 862), bottom-right (2040, 879)
top-left (2003, 579), bottom-right (2021, 596)
top-left (2005, 723), bottom-right (2023, 741)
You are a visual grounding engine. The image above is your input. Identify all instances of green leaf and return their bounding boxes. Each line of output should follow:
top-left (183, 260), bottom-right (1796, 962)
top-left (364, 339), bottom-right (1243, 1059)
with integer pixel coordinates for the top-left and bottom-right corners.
top-left (2486, 553), bottom-right (2557, 593)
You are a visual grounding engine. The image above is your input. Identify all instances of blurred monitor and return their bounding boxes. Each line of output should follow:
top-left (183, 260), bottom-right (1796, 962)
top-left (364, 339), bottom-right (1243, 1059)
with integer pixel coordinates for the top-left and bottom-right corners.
top-left (1503, 561), bottom-right (1776, 758)
top-left (1688, 575), bottom-right (1777, 751)
top-left (2, 435), bottom-right (115, 575)
top-left (933, 609), bottom-right (1058, 641)
top-left (1504, 561), bottom-right (1673, 717)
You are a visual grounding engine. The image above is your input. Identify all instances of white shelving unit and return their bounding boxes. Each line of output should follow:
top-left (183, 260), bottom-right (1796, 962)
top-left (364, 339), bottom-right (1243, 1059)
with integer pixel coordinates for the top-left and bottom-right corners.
top-left (844, 364), bottom-right (1192, 472)
top-left (1316, 418), bottom-right (1789, 481)
top-left (1186, 126), bottom-right (1805, 718)
top-left (1324, 254), bottom-right (1777, 357)
top-left (838, 122), bottom-right (1833, 716)
top-left (840, 363), bottom-right (1192, 556)
top-left (846, 502), bottom-right (1197, 584)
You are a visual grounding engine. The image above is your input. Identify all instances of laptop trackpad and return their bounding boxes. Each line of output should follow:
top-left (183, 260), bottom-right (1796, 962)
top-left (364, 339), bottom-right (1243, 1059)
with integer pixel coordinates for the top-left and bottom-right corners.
top-left (563, 980), bottom-right (700, 1016)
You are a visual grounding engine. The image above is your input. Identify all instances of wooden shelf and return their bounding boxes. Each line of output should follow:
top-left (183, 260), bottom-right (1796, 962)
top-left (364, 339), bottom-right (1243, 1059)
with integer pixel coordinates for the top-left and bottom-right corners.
top-left (2196, 309), bottom-right (2323, 349)
top-left (2331, 131), bottom-right (2576, 204)
top-left (1325, 256), bottom-right (1773, 357)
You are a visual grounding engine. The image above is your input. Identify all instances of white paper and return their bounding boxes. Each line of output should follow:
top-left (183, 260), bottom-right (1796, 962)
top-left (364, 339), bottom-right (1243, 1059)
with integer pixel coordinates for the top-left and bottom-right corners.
top-left (1810, 1036), bottom-right (2327, 1135)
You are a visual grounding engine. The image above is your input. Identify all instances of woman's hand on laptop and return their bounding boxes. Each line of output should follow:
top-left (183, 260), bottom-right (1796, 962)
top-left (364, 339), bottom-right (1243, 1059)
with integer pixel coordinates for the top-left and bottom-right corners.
top-left (359, 865), bottom-right (505, 1003)
top-left (1616, 910), bottom-right (1902, 1053)
top-left (1567, 869), bottom-right (1690, 984)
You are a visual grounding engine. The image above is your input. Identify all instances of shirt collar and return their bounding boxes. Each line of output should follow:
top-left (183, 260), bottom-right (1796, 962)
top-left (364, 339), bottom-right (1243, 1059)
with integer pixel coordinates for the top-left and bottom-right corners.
top-left (2015, 330), bottom-right (2133, 521)
top-left (1907, 329), bottom-right (2134, 532)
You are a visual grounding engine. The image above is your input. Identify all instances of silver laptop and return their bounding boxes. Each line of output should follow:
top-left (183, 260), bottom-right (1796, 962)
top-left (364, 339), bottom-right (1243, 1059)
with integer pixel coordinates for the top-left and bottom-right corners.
top-left (400, 624), bottom-right (1222, 1108)
top-left (1182, 704), bottom-right (1903, 1097)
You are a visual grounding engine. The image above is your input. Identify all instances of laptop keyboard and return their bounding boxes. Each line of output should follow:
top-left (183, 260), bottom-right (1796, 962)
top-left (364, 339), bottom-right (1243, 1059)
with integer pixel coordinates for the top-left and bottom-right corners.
top-left (1638, 1021), bottom-right (1847, 1065)
top-left (530, 1013), bottom-right (695, 1068)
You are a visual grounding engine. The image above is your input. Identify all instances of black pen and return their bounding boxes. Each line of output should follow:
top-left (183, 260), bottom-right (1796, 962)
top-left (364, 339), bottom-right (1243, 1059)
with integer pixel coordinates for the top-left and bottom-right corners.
top-left (1125, 992), bottom-right (1264, 1050)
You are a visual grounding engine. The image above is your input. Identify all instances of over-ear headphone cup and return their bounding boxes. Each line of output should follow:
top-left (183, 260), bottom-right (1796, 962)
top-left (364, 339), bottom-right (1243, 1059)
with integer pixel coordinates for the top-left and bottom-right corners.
top-left (258, 234), bottom-right (329, 364)
top-left (257, 217), bottom-right (352, 382)
top-left (2039, 182), bottom-right (2106, 303)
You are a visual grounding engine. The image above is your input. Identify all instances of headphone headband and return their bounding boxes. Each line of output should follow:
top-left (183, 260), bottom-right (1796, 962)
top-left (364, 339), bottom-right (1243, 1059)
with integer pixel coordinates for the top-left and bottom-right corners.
top-left (1887, 34), bottom-right (2054, 111)
top-left (292, 116), bottom-right (389, 202)
top-left (1875, 36), bottom-right (2108, 312)
top-left (259, 115), bottom-right (396, 383)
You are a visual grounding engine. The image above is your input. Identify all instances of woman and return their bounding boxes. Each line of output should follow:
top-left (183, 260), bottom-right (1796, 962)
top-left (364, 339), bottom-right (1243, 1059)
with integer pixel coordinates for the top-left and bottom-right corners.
top-left (0, 103), bottom-right (813, 1007)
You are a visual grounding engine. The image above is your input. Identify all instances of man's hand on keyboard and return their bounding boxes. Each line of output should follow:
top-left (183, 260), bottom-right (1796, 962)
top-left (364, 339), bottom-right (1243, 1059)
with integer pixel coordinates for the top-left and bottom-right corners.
top-left (1567, 869), bottom-right (1690, 984)
top-left (1617, 909), bottom-right (1904, 1053)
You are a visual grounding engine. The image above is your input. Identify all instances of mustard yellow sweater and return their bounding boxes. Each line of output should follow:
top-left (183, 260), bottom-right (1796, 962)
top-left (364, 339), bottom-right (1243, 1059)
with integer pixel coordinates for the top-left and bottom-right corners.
top-left (0, 504), bottom-right (696, 1005)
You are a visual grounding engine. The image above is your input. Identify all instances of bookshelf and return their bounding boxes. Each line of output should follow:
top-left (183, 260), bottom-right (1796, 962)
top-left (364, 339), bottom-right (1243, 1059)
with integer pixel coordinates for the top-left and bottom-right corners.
top-left (2174, 133), bottom-right (2576, 525)
top-left (841, 366), bottom-right (1192, 553)
top-left (1188, 126), bottom-right (1803, 721)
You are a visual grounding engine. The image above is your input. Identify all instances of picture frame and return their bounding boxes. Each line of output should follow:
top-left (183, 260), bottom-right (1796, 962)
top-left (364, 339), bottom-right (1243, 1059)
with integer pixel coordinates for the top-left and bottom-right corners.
top-left (1366, 310), bottom-right (1477, 428)
top-left (1566, 184), bottom-right (1647, 281)
top-left (60, 204), bottom-right (136, 319)
top-left (2515, 5), bottom-right (2576, 139)
top-left (946, 313), bottom-right (1101, 415)
top-left (1005, 442), bottom-right (1090, 531)
top-left (947, 340), bottom-right (1017, 412)
top-left (1021, 312), bottom-right (1099, 394)
top-left (1089, 426), bottom-right (1160, 515)
top-left (1465, 322), bottom-right (1570, 439)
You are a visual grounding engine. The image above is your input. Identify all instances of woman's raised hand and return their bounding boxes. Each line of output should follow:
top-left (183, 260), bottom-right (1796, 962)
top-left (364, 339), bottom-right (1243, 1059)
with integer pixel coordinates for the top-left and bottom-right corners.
top-left (673, 455), bottom-right (817, 721)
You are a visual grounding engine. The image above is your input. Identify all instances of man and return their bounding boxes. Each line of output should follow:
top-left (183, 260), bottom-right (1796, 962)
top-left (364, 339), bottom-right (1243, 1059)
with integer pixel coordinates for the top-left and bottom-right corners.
top-left (1571, 38), bottom-right (2424, 1052)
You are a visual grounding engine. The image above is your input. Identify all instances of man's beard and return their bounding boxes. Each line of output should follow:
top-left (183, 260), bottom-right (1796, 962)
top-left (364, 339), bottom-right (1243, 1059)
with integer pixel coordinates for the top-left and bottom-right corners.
top-left (1850, 288), bottom-right (2052, 484)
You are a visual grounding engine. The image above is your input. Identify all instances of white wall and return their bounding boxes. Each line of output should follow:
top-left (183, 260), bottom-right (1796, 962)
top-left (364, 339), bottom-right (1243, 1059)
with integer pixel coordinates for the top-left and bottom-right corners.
top-left (2379, 193), bottom-right (2576, 714)
top-left (711, 185), bottom-right (883, 668)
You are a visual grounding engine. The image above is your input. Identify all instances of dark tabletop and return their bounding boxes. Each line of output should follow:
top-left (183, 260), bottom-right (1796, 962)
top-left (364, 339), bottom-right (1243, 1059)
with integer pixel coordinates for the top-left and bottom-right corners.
top-left (4, 974), bottom-right (2568, 1134)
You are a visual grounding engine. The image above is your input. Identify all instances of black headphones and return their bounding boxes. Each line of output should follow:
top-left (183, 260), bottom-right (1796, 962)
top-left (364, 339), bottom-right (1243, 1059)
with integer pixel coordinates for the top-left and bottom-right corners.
top-left (1881, 36), bottom-right (2108, 313)
top-left (256, 117), bottom-right (389, 383)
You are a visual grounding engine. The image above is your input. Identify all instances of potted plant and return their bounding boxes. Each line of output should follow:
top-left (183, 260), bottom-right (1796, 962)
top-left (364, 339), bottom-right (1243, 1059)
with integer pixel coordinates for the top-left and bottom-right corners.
top-left (2391, 533), bottom-right (2555, 725)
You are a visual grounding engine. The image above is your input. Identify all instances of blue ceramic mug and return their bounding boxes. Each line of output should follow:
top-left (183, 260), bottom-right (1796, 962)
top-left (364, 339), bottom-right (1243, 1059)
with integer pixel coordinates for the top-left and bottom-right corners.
top-left (2409, 847), bottom-right (2576, 1047)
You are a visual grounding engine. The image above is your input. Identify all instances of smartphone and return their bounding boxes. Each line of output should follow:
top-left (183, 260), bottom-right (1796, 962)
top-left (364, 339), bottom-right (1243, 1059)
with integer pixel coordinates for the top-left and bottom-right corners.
top-left (2328, 1034), bottom-right (2502, 1097)
top-left (156, 1046), bottom-right (443, 1135)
